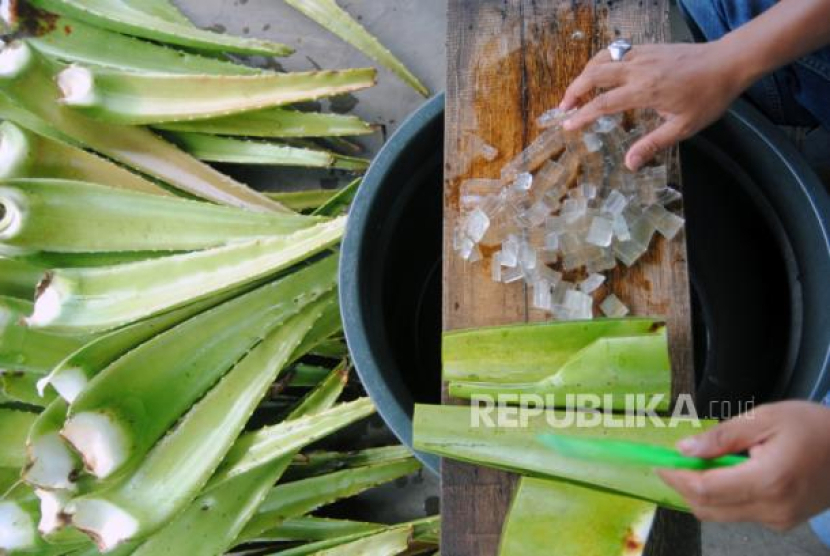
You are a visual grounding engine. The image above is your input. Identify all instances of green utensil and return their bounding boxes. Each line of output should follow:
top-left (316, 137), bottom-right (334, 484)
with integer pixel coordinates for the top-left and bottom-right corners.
top-left (537, 433), bottom-right (748, 470)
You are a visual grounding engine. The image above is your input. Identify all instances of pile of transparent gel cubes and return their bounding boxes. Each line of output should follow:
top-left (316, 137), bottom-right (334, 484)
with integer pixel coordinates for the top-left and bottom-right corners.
top-left (453, 109), bottom-right (685, 320)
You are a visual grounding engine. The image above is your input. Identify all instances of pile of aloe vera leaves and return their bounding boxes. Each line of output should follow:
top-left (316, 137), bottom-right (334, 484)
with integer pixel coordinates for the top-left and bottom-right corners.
top-left (0, 1), bottom-right (438, 554)
top-left (415, 319), bottom-right (712, 555)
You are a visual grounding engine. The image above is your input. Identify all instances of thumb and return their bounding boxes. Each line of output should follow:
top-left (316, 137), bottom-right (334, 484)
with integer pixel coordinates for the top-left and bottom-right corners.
top-left (677, 412), bottom-right (772, 458)
top-left (625, 119), bottom-right (685, 171)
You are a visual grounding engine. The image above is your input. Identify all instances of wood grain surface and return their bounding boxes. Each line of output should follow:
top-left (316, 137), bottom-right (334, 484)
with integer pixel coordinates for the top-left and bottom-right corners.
top-left (442, 1), bottom-right (698, 554)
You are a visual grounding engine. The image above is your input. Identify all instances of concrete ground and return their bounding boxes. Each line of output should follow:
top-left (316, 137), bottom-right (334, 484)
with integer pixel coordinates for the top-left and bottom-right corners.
top-left (177, 1), bottom-right (828, 554)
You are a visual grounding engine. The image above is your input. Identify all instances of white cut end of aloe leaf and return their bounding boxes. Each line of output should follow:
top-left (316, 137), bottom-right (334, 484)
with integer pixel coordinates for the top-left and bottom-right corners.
top-left (27, 278), bottom-right (63, 328)
top-left (47, 367), bottom-right (89, 403)
top-left (61, 412), bottom-right (127, 479)
top-left (0, 187), bottom-right (24, 241)
top-left (25, 433), bottom-right (78, 491)
top-left (0, 41), bottom-right (30, 79)
top-left (35, 489), bottom-right (72, 536)
top-left (0, 122), bottom-right (28, 179)
top-left (0, 501), bottom-right (35, 551)
top-left (57, 66), bottom-right (97, 107)
top-left (621, 508), bottom-right (657, 556)
top-left (67, 499), bottom-right (138, 552)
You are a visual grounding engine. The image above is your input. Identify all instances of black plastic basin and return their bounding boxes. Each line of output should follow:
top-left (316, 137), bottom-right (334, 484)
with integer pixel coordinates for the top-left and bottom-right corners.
top-left (340, 93), bottom-right (830, 474)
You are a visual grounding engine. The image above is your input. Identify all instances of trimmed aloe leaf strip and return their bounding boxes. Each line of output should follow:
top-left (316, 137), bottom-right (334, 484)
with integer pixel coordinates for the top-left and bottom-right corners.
top-left (449, 332), bottom-right (671, 412)
top-left (169, 132), bottom-right (356, 169)
top-left (27, 217), bottom-right (345, 333)
top-left (21, 251), bottom-right (173, 269)
top-left (284, 0), bottom-right (428, 96)
top-left (269, 525), bottom-right (413, 556)
top-left (65, 295), bottom-right (334, 551)
top-left (239, 457), bottom-right (421, 542)
top-left (413, 404), bottom-right (714, 511)
top-left (285, 446), bottom-right (414, 481)
top-left (442, 317), bottom-right (662, 383)
top-left (0, 43), bottom-right (287, 212)
top-left (0, 408), bottom-right (37, 469)
top-left (62, 257), bottom-right (338, 479)
top-left (131, 374), bottom-right (365, 556)
top-left (313, 178), bottom-right (361, 217)
top-left (28, 16), bottom-right (259, 75)
top-left (23, 399), bottom-right (79, 492)
top-left (57, 63), bottom-right (377, 126)
top-left (40, 276), bottom-right (269, 403)
top-left (1, 371), bottom-right (57, 407)
top-left (0, 122), bottom-right (170, 197)
top-left (0, 297), bottom-right (94, 374)
top-left (26, 0), bottom-right (294, 56)
top-left (499, 477), bottom-right (655, 556)
top-left (256, 517), bottom-right (384, 543)
top-left (286, 363), bottom-right (332, 387)
top-left (0, 256), bottom-right (42, 300)
top-left (154, 108), bottom-right (375, 138)
top-left (0, 178), bottom-right (318, 254)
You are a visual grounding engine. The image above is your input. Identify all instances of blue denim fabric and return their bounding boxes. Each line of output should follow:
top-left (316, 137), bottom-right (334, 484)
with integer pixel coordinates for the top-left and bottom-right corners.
top-left (810, 391), bottom-right (830, 547)
top-left (678, 0), bottom-right (830, 129)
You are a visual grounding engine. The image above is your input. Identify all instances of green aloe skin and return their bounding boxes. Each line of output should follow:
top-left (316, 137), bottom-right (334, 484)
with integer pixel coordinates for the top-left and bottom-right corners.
top-left (413, 403), bottom-right (715, 511)
top-left (500, 477), bottom-right (655, 556)
top-left (284, 0), bottom-right (429, 96)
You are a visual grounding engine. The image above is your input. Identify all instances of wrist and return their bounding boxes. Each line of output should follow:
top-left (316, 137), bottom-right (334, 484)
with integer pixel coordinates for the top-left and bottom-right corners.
top-left (708, 35), bottom-right (768, 96)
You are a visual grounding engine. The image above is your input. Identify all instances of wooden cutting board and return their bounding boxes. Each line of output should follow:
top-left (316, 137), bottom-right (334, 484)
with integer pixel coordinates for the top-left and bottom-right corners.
top-left (441, 1), bottom-right (699, 554)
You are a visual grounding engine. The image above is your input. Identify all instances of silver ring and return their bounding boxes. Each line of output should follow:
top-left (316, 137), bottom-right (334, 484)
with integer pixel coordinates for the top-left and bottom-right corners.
top-left (608, 38), bottom-right (632, 62)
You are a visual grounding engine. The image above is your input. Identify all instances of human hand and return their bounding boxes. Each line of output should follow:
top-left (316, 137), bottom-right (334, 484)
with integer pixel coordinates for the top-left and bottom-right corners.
top-left (559, 41), bottom-right (754, 171)
top-left (658, 401), bottom-right (830, 531)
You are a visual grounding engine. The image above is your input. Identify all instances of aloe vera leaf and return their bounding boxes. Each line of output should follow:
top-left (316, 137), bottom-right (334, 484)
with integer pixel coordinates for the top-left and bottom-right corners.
top-left (28, 16), bottom-right (259, 75)
top-left (0, 408), bottom-right (37, 469)
top-left (0, 43), bottom-right (287, 212)
top-left (0, 256), bottom-right (43, 300)
top-left (27, 217), bottom-right (345, 333)
top-left (255, 517), bottom-right (385, 543)
top-left (21, 251), bottom-right (173, 269)
top-left (442, 317), bottom-right (663, 383)
top-left (290, 298), bottom-right (343, 363)
top-left (26, 0), bottom-right (293, 56)
top-left (154, 108), bottom-right (375, 138)
top-left (283, 0), bottom-right (428, 96)
top-left (65, 295), bottom-right (334, 551)
top-left (116, 0), bottom-right (192, 26)
top-left (499, 477), bottom-right (655, 556)
top-left (270, 525), bottom-right (413, 556)
top-left (0, 122), bottom-right (170, 198)
top-left (0, 486), bottom-right (40, 552)
top-left (285, 446), bottom-right (414, 481)
top-left (285, 363), bottom-right (332, 387)
top-left (131, 385), bottom-right (370, 556)
top-left (413, 404), bottom-right (713, 511)
top-left (312, 178), bottom-right (360, 217)
top-left (0, 178), bottom-right (319, 255)
top-left (61, 258), bottom-right (337, 479)
top-left (0, 297), bottom-right (94, 374)
top-left (1, 370), bottom-right (58, 407)
top-left (23, 399), bottom-right (79, 492)
top-left (448, 332), bottom-right (671, 411)
top-left (168, 132), bottom-right (367, 171)
top-left (239, 457), bottom-right (420, 542)
top-left (209, 397), bottom-right (372, 489)
top-left (0, 468), bottom-right (20, 497)
top-left (56, 63), bottom-right (377, 125)
top-left (266, 190), bottom-right (338, 212)
top-left (40, 276), bottom-right (269, 403)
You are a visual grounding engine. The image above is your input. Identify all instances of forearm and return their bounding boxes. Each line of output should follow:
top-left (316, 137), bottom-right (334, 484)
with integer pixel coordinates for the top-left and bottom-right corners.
top-left (715, 0), bottom-right (830, 89)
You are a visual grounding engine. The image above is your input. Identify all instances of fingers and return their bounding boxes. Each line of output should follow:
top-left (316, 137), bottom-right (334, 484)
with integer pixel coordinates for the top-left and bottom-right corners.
top-left (559, 63), bottom-right (627, 110)
top-left (658, 463), bottom-right (759, 508)
top-left (625, 119), bottom-right (687, 171)
top-left (562, 87), bottom-right (639, 131)
top-left (675, 411), bottom-right (773, 459)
